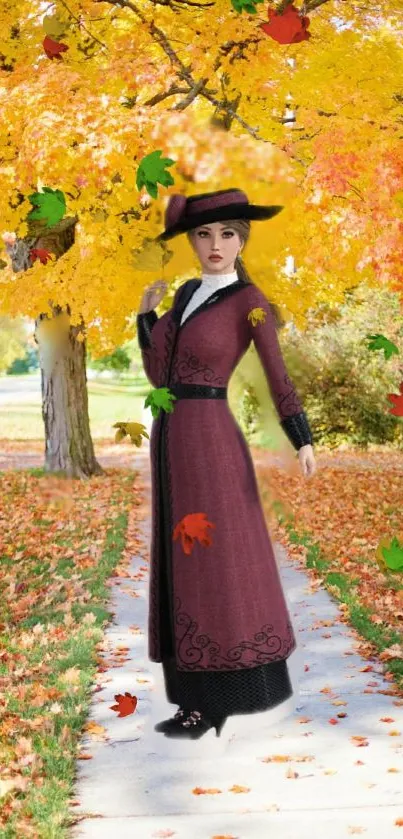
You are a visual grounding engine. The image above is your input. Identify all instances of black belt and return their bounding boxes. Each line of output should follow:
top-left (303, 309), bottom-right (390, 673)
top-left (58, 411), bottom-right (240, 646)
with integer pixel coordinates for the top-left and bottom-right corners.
top-left (168, 383), bottom-right (227, 399)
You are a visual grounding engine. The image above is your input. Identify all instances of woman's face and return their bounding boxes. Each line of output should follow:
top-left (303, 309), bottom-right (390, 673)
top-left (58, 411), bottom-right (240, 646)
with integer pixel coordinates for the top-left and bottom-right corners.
top-left (189, 222), bottom-right (242, 275)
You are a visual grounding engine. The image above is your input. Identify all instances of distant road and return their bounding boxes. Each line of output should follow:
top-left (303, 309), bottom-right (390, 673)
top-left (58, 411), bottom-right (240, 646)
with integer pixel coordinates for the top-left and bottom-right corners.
top-left (0, 374), bottom-right (41, 403)
top-left (0, 370), bottom-right (109, 403)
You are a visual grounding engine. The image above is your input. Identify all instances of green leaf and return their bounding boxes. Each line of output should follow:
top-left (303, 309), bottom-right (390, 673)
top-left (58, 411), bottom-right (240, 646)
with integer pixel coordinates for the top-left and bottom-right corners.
top-left (144, 387), bottom-right (177, 419)
top-left (381, 536), bottom-right (403, 571)
top-left (27, 187), bottom-right (66, 228)
top-left (365, 333), bottom-right (400, 361)
top-left (136, 151), bottom-right (176, 199)
top-left (230, 0), bottom-right (264, 13)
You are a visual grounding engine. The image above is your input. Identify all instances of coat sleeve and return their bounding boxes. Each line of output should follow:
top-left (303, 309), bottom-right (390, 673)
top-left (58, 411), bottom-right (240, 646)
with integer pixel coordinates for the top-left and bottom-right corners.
top-left (246, 286), bottom-right (314, 451)
top-left (136, 310), bottom-right (160, 387)
top-left (136, 284), bottom-right (187, 388)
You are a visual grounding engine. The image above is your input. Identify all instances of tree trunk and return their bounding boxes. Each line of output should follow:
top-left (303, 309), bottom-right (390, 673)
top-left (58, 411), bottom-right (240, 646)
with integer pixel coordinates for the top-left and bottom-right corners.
top-left (6, 215), bottom-right (104, 478)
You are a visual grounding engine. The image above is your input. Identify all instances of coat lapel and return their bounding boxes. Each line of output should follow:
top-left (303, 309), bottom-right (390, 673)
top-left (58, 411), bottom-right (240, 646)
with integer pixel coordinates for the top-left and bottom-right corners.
top-left (172, 278), bottom-right (246, 329)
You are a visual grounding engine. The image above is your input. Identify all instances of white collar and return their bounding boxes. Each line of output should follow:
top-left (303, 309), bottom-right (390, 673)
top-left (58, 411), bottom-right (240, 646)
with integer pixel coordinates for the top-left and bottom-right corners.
top-left (200, 270), bottom-right (239, 290)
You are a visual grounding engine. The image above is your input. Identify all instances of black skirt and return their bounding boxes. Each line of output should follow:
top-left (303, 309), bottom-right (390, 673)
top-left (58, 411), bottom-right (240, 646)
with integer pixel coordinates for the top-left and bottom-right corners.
top-left (156, 415), bottom-right (294, 719)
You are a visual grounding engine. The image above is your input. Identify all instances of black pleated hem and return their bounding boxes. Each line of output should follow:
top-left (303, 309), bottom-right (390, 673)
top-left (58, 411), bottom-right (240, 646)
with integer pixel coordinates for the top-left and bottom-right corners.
top-left (162, 654), bottom-right (293, 717)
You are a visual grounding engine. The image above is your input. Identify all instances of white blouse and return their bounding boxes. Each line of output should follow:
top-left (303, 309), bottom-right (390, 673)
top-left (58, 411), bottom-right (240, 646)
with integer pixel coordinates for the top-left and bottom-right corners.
top-left (180, 271), bottom-right (239, 326)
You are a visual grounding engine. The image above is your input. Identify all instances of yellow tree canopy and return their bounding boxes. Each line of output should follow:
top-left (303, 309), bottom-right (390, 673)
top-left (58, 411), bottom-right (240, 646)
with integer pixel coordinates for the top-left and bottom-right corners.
top-left (0, 0), bottom-right (402, 356)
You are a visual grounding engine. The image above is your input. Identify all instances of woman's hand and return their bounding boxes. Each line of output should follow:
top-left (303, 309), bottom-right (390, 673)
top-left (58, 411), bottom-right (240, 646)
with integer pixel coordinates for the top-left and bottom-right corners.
top-left (138, 280), bottom-right (168, 314)
top-left (298, 444), bottom-right (316, 478)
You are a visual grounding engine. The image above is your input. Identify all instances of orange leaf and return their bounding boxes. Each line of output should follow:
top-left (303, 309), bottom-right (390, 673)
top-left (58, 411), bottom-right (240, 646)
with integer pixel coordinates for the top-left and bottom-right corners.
top-left (173, 512), bottom-right (216, 556)
top-left (229, 784), bottom-right (250, 793)
top-left (192, 787), bottom-right (222, 795)
top-left (351, 736), bottom-right (369, 747)
top-left (83, 721), bottom-right (107, 738)
top-left (110, 692), bottom-right (138, 718)
top-left (329, 718), bottom-right (339, 725)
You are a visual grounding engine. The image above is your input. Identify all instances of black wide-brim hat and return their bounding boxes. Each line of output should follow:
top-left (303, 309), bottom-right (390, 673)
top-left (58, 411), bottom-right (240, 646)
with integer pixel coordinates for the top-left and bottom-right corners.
top-left (155, 188), bottom-right (284, 242)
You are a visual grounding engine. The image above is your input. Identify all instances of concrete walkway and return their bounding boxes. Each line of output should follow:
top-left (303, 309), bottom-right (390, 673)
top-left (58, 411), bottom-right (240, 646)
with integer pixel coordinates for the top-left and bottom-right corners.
top-left (71, 443), bottom-right (403, 839)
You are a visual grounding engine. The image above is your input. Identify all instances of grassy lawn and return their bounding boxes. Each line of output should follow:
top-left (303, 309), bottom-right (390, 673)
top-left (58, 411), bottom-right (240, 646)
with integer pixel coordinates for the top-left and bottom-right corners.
top-left (0, 374), bottom-right (150, 440)
top-left (255, 458), bottom-right (403, 695)
top-left (0, 464), bottom-right (140, 837)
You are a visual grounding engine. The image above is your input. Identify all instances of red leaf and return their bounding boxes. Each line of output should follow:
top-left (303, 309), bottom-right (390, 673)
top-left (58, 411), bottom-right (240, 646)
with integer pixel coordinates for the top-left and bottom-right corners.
top-left (386, 381), bottom-right (403, 416)
top-left (29, 247), bottom-right (54, 265)
top-left (109, 692), bottom-right (138, 717)
top-left (173, 512), bottom-right (216, 556)
top-left (43, 35), bottom-right (69, 60)
top-left (259, 3), bottom-right (311, 45)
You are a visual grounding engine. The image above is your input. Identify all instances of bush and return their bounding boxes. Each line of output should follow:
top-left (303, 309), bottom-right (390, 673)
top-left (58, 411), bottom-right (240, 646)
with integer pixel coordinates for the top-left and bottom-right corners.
top-left (7, 346), bottom-right (39, 375)
top-left (88, 346), bottom-right (131, 376)
top-left (239, 284), bottom-right (403, 450)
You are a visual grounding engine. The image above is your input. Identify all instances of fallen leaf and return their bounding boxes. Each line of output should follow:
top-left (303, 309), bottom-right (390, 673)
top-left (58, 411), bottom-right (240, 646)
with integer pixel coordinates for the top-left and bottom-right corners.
top-left (110, 692), bottom-right (138, 718)
top-left (192, 787), bottom-right (222, 795)
top-left (351, 736), bottom-right (369, 747)
top-left (229, 784), bottom-right (250, 793)
top-left (83, 721), bottom-right (107, 738)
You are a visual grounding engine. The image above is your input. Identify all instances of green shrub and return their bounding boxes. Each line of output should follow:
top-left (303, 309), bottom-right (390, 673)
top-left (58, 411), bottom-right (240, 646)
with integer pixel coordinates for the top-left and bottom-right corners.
top-left (237, 283), bottom-right (403, 450)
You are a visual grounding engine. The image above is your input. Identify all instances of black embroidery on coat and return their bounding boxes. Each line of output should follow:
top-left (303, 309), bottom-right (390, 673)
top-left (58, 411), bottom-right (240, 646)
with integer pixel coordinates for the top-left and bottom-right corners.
top-left (277, 374), bottom-right (303, 417)
top-left (171, 347), bottom-right (225, 386)
top-left (174, 597), bottom-right (296, 670)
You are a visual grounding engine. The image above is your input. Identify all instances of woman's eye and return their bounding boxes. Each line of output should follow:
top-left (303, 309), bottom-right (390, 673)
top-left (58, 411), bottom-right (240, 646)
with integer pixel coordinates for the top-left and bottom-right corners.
top-left (198, 231), bottom-right (234, 237)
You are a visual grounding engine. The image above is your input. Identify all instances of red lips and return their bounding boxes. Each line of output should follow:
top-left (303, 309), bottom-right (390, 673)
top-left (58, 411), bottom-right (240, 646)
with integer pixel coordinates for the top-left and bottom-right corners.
top-left (209, 255), bottom-right (222, 260)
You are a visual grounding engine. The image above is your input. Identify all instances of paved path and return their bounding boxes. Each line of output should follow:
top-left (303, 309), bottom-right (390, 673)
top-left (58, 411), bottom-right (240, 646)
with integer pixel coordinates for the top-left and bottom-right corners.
top-left (70, 443), bottom-right (403, 839)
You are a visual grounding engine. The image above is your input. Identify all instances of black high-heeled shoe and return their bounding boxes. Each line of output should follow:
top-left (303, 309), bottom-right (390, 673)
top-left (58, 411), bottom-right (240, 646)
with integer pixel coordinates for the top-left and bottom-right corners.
top-left (163, 709), bottom-right (227, 740)
top-left (154, 707), bottom-right (192, 733)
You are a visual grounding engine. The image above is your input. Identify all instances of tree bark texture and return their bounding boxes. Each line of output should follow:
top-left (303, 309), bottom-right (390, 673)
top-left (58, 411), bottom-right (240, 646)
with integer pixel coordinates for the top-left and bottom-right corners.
top-left (6, 216), bottom-right (104, 479)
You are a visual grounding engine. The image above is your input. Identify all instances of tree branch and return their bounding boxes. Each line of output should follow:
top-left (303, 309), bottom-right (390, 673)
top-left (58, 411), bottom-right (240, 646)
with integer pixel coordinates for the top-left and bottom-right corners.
top-left (58, 0), bottom-right (109, 51)
top-left (142, 84), bottom-right (191, 106)
top-left (172, 77), bottom-right (209, 109)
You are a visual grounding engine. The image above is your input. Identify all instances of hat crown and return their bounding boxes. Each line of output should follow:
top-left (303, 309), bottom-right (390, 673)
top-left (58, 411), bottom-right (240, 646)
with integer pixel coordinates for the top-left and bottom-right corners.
top-left (165, 194), bottom-right (187, 231)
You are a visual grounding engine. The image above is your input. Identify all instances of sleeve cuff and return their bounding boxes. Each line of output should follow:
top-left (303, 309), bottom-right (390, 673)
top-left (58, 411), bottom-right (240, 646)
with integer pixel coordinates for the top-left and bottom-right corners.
top-left (280, 411), bottom-right (313, 451)
top-left (137, 310), bottom-right (158, 350)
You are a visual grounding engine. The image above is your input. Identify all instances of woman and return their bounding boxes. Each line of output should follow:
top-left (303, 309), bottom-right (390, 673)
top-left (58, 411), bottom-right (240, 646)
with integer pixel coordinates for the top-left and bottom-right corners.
top-left (136, 188), bottom-right (316, 741)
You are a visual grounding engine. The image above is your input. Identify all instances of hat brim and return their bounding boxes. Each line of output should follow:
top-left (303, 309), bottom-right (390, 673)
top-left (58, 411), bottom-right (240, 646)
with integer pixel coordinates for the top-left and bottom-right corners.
top-left (155, 203), bottom-right (284, 242)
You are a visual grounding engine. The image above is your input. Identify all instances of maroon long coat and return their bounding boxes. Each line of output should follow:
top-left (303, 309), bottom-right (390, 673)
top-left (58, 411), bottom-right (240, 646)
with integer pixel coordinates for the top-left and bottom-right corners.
top-left (138, 278), bottom-right (304, 673)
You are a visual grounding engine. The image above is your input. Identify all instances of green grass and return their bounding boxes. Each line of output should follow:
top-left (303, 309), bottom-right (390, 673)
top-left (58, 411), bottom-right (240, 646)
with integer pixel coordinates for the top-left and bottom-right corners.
top-left (274, 511), bottom-right (403, 691)
top-left (0, 374), bottom-right (150, 440)
top-left (0, 469), bottom-right (134, 838)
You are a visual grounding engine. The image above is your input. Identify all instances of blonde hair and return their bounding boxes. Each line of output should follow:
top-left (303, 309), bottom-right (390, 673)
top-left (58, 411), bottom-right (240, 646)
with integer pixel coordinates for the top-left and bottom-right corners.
top-left (187, 219), bottom-right (284, 330)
